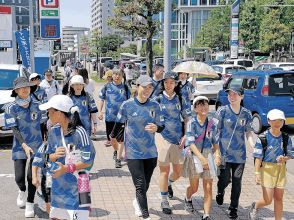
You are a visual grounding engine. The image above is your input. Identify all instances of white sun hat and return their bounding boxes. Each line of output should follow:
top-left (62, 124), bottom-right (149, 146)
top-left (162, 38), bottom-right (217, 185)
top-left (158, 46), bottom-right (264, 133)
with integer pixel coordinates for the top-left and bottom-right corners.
top-left (39, 95), bottom-right (74, 112)
top-left (267, 109), bottom-right (285, 121)
top-left (70, 75), bottom-right (85, 86)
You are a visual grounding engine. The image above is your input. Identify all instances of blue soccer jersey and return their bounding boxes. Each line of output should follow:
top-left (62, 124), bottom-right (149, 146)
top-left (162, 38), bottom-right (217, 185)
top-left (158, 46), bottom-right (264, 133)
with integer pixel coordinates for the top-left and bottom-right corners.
top-left (31, 87), bottom-right (48, 123)
top-left (253, 130), bottom-right (294, 163)
top-left (32, 142), bottom-right (48, 175)
top-left (157, 92), bottom-right (191, 145)
top-left (99, 82), bottom-right (131, 122)
top-left (186, 117), bottom-right (219, 150)
top-left (46, 125), bottom-right (96, 210)
top-left (116, 97), bottom-right (164, 159)
top-left (70, 93), bottom-right (98, 135)
top-left (4, 101), bottom-right (43, 160)
top-left (150, 79), bottom-right (163, 98)
top-left (214, 105), bottom-right (253, 163)
top-left (180, 81), bottom-right (194, 103)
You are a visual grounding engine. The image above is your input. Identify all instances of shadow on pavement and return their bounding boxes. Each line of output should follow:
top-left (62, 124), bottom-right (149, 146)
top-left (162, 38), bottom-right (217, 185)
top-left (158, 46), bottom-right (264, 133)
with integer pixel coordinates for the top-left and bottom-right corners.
top-left (89, 207), bottom-right (110, 218)
top-left (90, 168), bottom-right (131, 180)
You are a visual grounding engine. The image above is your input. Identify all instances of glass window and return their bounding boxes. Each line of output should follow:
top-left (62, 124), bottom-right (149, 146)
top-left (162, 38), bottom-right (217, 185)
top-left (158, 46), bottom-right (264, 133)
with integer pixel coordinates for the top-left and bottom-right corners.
top-left (0, 69), bottom-right (20, 90)
top-left (191, 0), bottom-right (197, 5)
top-left (180, 0), bottom-right (188, 5)
top-left (243, 78), bottom-right (258, 90)
top-left (229, 77), bottom-right (243, 88)
top-left (269, 74), bottom-right (294, 96)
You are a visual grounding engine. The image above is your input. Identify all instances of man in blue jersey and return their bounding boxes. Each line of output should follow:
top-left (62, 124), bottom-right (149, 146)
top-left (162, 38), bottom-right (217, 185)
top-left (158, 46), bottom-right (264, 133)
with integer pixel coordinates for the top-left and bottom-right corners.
top-left (4, 77), bottom-right (43, 218)
top-left (98, 68), bottom-right (131, 168)
top-left (112, 75), bottom-right (165, 220)
top-left (214, 87), bottom-right (255, 219)
top-left (150, 64), bottom-right (164, 99)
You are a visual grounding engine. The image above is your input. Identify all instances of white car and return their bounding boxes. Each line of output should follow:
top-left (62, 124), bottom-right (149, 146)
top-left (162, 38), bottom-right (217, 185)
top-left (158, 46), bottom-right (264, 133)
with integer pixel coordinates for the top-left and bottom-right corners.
top-left (255, 62), bottom-right (294, 71)
top-left (212, 64), bottom-right (247, 81)
top-left (188, 74), bottom-right (224, 101)
top-left (0, 64), bottom-right (26, 137)
top-left (224, 59), bottom-right (254, 70)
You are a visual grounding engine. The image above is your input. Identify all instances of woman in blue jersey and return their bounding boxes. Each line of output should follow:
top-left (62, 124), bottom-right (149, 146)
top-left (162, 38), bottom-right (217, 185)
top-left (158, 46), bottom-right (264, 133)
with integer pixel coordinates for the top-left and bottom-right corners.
top-left (39, 95), bottom-right (96, 220)
top-left (69, 75), bottom-right (98, 136)
top-left (112, 75), bottom-right (165, 220)
top-left (177, 71), bottom-right (195, 105)
top-left (155, 71), bottom-right (191, 215)
top-left (182, 96), bottom-right (221, 219)
top-left (4, 77), bottom-right (43, 218)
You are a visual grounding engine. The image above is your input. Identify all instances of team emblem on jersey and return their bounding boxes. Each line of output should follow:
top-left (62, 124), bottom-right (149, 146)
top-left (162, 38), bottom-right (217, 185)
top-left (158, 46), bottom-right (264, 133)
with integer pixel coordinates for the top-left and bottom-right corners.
top-left (176, 103), bottom-right (181, 110)
top-left (82, 100), bottom-right (87, 106)
top-left (31, 112), bottom-right (38, 120)
top-left (207, 130), bottom-right (211, 138)
top-left (149, 109), bottom-right (155, 118)
top-left (240, 119), bottom-right (246, 126)
top-left (120, 89), bottom-right (124, 94)
top-left (187, 87), bottom-right (191, 92)
top-left (38, 94), bottom-right (42, 100)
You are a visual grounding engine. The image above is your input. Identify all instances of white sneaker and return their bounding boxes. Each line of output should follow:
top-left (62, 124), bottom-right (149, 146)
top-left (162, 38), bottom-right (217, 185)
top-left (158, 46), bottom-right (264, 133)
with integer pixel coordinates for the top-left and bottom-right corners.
top-left (132, 198), bottom-right (142, 217)
top-left (25, 202), bottom-right (35, 218)
top-left (17, 190), bottom-right (26, 208)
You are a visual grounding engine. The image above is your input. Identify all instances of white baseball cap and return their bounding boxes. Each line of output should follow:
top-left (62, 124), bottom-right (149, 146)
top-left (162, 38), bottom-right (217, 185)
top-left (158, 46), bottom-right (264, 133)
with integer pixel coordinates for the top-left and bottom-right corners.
top-left (39, 95), bottom-right (74, 112)
top-left (70, 75), bottom-right (85, 86)
top-left (29, 73), bottom-right (40, 81)
top-left (267, 109), bottom-right (285, 121)
top-left (193, 96), bottom-right (209, 106)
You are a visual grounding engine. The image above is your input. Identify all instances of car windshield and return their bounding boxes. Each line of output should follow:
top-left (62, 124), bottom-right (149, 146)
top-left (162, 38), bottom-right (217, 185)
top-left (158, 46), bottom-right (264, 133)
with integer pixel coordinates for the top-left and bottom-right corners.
top-left (195, 75), bottom-right (222, 81)
top-left (269, 74), bottom-right (294, 96)
top-left (212, 66), bottom-right (223, 73)
top-left (226, 67), bottom-right (239, 74)
top-left (0, 69), bottom-right (19, 90)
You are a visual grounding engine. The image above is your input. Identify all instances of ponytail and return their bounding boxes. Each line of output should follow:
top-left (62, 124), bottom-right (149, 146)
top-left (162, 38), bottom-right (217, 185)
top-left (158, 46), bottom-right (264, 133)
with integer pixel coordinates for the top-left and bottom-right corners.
top-left (66, 106), bottom-right (84, 131)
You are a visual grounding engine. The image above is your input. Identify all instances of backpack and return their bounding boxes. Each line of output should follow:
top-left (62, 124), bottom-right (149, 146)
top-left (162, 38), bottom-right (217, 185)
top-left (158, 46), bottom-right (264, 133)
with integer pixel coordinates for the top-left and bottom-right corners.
top-left (254, 131), bottom-right (289, 167)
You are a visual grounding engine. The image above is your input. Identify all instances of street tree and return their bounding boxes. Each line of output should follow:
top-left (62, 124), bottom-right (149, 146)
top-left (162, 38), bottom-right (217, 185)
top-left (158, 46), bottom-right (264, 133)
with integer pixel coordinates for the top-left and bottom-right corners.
top-left (108, 0), bottom-right (164, 75)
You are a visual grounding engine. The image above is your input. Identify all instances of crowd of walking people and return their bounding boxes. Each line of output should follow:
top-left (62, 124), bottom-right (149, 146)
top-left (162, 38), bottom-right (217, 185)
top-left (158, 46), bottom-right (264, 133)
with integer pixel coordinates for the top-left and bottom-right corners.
top-left (3, 61), bottom-right (294, 220)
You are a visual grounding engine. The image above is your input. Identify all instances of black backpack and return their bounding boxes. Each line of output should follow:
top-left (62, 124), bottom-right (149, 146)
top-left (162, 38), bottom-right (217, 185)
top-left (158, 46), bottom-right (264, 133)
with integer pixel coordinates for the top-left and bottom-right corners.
top-left (255, 131), bottom-right (289, 167)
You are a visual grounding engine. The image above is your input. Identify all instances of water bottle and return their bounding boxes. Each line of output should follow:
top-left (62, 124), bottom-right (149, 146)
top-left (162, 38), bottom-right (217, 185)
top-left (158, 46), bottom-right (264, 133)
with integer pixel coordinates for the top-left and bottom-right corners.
top-left (77, 171), bottom-right (91, 207)
top-left (47, 162), bottom-right (59, 175)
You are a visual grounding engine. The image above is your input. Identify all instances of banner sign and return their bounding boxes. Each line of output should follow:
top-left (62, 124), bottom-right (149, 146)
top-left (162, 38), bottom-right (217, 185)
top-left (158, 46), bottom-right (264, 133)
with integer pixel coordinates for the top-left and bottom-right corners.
top-left (230, 0), bottom-right (240, 59)
top-left (15, 30), bottom-right (31, 68)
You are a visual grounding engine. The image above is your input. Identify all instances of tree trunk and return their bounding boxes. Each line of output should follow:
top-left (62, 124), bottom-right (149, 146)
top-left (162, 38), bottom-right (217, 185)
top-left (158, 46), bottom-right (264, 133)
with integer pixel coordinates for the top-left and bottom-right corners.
top-left (146, 31), bottom-right (153, 76)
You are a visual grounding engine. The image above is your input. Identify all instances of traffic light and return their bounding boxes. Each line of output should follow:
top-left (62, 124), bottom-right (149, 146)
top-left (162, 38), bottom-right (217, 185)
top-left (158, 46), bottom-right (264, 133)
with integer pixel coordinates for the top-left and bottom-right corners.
top-left (53, 39), bottom-right (61, 51)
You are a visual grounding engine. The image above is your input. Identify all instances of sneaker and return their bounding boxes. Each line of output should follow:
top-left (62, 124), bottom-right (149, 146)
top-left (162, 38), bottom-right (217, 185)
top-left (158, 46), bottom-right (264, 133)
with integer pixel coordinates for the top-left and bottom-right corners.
top-left (184, 198), bottom-right (194, 213)
top-left (115, 159), bottom-right (122, 168)
top-left (161, 200), bottom-right (172, 215)
top-left (226, 207), bottom-right (238, 219)
top-left (104, 140), bottom-right (111, 147)
top-left (25, 202), bottom-right (35, 218)
top-left (113, 151), bottom-right (117, 160)
top-left (216, 192), bottom-right (224, 205)
top-left (168, 185), bottom-right (173, 199)
top-left (17, 190), bottom-right (26, 208)
top-left (132, 199), bottom-right (142, 217)
top-left (248, 202), bottom-right (258, 220)
top-left (202, 216), bottom-right (212, 220)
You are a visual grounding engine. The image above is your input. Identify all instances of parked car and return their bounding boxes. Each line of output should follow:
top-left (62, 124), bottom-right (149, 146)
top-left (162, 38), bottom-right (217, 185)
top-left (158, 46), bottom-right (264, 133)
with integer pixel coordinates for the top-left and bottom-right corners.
top-left (0, 64), bottom-right (26, 137)
top-left (188, 73), bottom-right (224, 101)
top-left (255, 62), bottom-right (294, 71)
top-left (224, 59), bottom-right (254, 70)
top-left (215, 70), bottom-right (294, 133)
top-left (212, 64), bottom-right (247, 81)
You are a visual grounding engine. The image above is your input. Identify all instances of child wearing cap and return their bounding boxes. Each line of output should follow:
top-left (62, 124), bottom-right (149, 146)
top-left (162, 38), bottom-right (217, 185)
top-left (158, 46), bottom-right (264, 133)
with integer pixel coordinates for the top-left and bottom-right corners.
top-left (154, 71), bottom-right (191, 215)
top-left (39, 95), bottom-right (96, 220)
top-left (182, 96), bottom-right (221, 219)
top-left (248, 109), bottom-right (294, 220)
top-left (214, 87), bottom-right (255, 219)
top-left (4, 77), bottom-right (44, 218)
top-left (69, 75), bottom-right (98, 136)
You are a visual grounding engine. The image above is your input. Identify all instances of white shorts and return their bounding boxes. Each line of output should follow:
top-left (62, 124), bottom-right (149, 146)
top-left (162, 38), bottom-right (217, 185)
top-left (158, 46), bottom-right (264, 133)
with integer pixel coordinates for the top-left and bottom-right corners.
top-left (50, 207), bottom-right (90, 220)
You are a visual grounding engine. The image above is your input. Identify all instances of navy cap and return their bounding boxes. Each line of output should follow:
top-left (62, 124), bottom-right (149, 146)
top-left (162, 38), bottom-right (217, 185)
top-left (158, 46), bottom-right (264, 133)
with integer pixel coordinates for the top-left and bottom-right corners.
top-left (225, 87), bottom-right (244, 95)
top-left (163, 71), bottom-right (178, 80)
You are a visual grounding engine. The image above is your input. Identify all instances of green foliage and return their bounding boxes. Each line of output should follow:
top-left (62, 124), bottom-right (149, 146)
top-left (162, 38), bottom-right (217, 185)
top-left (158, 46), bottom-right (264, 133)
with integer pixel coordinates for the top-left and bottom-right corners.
top-left (106, 44), bottom-right (138, 60)
top-left (109, 0), bottom-right (164, 75)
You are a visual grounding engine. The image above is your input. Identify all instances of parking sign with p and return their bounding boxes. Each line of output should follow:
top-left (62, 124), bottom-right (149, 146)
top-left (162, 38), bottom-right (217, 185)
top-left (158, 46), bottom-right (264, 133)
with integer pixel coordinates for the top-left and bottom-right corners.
top-left (41, 0), bottom-right (59, 8)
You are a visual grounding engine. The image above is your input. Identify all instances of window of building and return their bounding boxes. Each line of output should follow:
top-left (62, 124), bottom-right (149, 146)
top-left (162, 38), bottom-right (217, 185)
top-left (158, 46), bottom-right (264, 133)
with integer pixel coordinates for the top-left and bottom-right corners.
top-left (191, 0), bottom-right (197, 5)
top-left (18, 0), bottom-right (21, 3)
top-left (12, 0), bottom-right (15, 3)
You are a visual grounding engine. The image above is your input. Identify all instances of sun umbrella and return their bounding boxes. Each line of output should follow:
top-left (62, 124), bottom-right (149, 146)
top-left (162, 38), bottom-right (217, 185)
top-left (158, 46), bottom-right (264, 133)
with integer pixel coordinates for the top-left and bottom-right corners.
top-left (172, 61), bottom-right (219, 78)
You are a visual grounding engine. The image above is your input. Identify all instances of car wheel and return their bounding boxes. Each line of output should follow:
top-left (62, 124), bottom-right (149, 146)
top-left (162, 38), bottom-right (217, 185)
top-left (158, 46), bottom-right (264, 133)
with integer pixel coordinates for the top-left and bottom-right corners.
top-left (252, 113), bottom-right (263, 134)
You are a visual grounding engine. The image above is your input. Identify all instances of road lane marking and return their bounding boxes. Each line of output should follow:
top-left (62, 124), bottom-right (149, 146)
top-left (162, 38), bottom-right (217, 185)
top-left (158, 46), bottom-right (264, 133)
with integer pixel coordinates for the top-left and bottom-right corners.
top-left (0, 174), bottom-right (15, 178)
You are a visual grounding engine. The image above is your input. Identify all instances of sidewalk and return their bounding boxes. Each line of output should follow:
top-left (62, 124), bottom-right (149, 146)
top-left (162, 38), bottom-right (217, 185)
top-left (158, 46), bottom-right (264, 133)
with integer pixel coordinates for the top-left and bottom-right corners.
top-left (89, 126), bottom-right (294, 220)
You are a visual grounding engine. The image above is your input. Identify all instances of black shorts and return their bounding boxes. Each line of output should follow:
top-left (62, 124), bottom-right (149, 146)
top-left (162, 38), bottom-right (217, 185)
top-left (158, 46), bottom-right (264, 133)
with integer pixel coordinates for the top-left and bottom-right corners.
top-left (106, 121), bottom-right (125, 142)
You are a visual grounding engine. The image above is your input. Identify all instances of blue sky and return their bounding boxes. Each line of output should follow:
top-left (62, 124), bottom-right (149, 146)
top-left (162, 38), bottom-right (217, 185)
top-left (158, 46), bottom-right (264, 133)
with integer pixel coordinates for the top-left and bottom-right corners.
top-left (60, 0), bottom-right (91, 28)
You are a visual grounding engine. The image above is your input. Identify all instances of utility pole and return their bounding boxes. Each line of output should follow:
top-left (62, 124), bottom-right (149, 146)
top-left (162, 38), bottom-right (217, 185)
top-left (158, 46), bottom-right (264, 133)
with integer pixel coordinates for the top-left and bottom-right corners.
top-left (28, 0), bottom-right (35, 72)
top-left (164, 0), bottom-right (172, 72)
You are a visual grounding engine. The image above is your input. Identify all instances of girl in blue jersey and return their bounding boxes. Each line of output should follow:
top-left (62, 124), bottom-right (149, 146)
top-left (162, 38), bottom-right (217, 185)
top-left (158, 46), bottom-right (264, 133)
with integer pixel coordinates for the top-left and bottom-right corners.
top-left (182, 96), bottom-right (221, 219)
top-left (155, 71), bottom-right (191, 215)
top-left (39, 95), bottom-right (96, 220)
top-left (249, 109), bottom-right (294, 220)
top-left (69, 75), bottom-right (98, 136)
top-left (112, 75), bottom-right (165, 220)
top-left (177, 71), bottom-right (195, 105)
top-left (4, 77), bottom-right (43, 218)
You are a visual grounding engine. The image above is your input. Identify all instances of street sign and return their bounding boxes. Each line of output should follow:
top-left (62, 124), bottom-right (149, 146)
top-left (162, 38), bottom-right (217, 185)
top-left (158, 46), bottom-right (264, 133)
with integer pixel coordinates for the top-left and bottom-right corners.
top-left (40, 0), bottom-right (59, 8)
top-left (41, 9), bottom-right (58, 17)
top-left (40, 19), bottom-right (60, 39)
top-left (0, 40), bottom-right (12, 48)
top-left (0, 6), bottom-right (13, 48)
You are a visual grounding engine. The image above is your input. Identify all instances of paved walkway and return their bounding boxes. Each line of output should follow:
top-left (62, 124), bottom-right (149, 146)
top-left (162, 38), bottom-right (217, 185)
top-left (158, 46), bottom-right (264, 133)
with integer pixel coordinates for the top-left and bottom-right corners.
top-left (89, 126), bottom-right (294, 220)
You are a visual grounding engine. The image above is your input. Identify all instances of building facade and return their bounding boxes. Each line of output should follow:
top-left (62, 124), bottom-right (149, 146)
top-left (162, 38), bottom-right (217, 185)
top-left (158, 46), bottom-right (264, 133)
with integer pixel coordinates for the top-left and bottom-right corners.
top-left (62, 26), bottom-right (89, 53)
